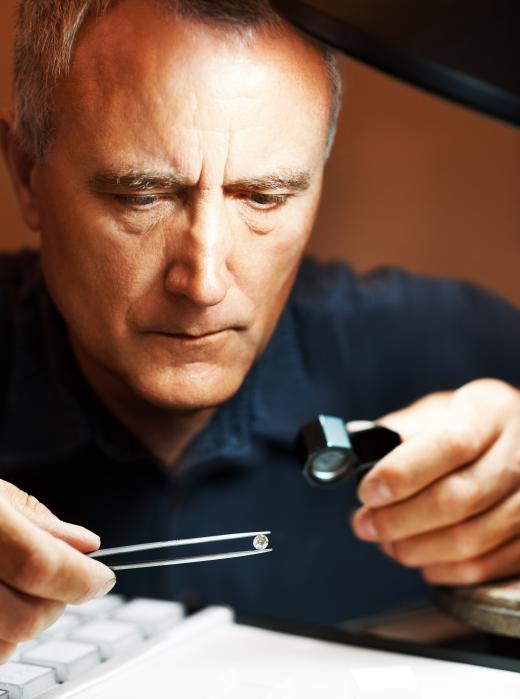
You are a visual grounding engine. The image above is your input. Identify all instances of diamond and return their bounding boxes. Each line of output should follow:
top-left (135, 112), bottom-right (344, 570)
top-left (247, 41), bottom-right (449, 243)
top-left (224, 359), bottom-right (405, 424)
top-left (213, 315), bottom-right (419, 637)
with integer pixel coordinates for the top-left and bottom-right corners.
top-left (253, 534), bottom-right (269, 550)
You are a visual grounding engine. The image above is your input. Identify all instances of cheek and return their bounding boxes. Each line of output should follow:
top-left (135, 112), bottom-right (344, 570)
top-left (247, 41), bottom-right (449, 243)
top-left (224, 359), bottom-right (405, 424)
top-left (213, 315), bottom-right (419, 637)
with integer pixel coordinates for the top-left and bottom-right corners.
top-left (38, 196), bottom-right (160, 343)
top-left (236, 211), bottom-right (313, 340)
top-left (255, 197), bottom-right (319, 275)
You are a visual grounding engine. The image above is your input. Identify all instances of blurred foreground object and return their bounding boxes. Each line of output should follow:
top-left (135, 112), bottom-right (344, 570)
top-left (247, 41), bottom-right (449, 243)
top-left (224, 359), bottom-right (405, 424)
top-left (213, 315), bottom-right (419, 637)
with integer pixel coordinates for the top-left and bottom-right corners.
top-left (435, 580), bottom-right (520, 638)
top-left (273, 0), bottom-right (520, 125)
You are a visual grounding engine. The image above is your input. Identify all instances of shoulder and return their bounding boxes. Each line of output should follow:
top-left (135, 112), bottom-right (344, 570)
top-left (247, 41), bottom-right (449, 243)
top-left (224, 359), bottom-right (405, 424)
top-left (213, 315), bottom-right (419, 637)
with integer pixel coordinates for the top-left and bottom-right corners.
top-left (0, 249), bottom-right (41, 294)
top-left (0, 249), bottom-right (43, 401)
top-left (0, 248), bottom-right (43, 336)
top-left (287, 256), bottom-right (520, 410)
top-left (291, 255), bottom-right (519, 326)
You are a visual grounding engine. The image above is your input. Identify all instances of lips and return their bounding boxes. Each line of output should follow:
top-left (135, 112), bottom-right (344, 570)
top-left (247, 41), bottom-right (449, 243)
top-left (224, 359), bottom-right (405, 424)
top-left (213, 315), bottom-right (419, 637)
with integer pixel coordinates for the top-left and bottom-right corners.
top-left (168, 331), bottom-right (230, 341)
top-left (155, 328), bottom-right (232, 339)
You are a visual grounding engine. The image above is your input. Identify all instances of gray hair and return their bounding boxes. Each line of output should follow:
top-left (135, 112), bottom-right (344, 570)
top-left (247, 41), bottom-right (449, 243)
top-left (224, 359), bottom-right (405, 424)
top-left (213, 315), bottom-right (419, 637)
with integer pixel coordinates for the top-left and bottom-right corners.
top-left (13, 0), bottom-right (342, 163)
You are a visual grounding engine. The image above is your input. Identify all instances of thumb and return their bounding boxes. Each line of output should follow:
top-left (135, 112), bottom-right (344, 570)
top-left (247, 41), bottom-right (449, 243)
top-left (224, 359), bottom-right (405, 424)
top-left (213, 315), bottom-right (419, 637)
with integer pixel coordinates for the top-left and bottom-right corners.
top-left (0, 480), bottom-right (100, 553)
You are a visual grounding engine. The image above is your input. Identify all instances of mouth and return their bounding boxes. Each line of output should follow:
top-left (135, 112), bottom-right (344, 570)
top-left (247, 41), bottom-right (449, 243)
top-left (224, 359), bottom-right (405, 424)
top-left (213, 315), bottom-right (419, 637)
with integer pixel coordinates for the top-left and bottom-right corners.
top-left (153, 329), bottom-right (234, 343)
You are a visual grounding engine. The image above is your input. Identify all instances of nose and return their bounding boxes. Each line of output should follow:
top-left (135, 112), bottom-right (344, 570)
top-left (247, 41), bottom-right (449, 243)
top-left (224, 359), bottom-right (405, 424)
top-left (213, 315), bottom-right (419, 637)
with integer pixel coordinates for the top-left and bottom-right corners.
top-left (164, 194), bottom-right (232, 307)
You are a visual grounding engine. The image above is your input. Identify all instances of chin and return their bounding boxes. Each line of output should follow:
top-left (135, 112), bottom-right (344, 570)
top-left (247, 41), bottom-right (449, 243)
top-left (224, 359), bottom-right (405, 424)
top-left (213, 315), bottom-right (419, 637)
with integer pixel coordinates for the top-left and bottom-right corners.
top-left (127, 361), bottom-right (247, 412)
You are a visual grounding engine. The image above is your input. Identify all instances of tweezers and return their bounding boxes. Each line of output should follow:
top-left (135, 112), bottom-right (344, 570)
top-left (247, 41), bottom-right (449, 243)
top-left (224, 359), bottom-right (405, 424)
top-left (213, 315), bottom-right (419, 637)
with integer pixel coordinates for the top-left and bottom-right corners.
top-left (87, 531), bottom-right (272, 571)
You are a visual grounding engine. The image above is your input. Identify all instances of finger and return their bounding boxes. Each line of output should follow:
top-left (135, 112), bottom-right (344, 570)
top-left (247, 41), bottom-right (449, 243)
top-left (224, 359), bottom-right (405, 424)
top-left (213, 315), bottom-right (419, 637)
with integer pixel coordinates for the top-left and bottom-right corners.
top-left (0, 639), bottom-right (17, 663)
top-left (0, 498), bottom-right (116, 604)
top-left (384, 487), bottom-right (520, 569)
top-left (377, 391), bottom-right (452, 440)
top-left (357, 416), bottom-right (488, 510)
top-left (0, 480), bottom-right (100, 553)
top-left (358, 379), bottom-right (518, 509)
top-left (0, 581), bottom-right (64, 644)
top-left (353, 423), bottom-right (520, 542)
top-left (422, 536), bottom-right (520, 586)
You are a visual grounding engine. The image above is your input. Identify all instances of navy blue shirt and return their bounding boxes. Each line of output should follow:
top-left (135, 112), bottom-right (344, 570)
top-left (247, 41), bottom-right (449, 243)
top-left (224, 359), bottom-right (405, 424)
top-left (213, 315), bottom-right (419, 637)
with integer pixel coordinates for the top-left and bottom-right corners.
top-left (1, 250), bottom-right (520, 624)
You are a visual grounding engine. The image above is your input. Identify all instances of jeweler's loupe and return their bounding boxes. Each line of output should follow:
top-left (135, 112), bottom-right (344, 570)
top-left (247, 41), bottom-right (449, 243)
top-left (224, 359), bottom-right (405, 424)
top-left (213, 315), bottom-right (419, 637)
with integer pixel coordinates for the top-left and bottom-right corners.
top-left (295, 415), bottom-right (401, 487)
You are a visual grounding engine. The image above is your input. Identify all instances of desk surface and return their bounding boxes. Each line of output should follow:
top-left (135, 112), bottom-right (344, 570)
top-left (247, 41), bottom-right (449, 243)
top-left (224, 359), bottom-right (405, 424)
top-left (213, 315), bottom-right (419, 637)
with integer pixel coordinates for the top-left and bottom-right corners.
top-left (42, 607), bottom-right (520, 699)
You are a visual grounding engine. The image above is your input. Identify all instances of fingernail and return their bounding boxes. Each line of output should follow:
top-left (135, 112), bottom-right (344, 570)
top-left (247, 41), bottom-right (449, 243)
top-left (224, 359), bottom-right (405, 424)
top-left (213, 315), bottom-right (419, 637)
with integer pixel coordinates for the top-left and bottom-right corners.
top-left (353, 512), bottom-right (379, 541)
top-left (359, 479), bottom-right (392, 507)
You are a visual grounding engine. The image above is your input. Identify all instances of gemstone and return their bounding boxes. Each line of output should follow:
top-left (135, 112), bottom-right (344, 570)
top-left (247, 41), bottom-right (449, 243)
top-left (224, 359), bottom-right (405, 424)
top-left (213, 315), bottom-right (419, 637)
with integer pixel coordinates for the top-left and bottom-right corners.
top-left (253, 534), bottom-right (269, 550)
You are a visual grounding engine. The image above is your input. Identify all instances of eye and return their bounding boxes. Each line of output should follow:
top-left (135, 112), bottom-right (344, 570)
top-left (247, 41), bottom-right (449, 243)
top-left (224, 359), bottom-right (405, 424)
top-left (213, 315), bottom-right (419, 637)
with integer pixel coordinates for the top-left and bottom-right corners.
top-left (245, 192), bottom-right (289, 210)
top-left (115, 194), bottom-right (160, 207)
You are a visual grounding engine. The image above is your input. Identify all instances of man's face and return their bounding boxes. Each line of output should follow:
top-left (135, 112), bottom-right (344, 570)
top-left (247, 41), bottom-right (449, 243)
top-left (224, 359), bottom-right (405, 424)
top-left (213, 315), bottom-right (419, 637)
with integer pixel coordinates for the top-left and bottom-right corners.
top-left (31, 0), bottom-right (331, 411)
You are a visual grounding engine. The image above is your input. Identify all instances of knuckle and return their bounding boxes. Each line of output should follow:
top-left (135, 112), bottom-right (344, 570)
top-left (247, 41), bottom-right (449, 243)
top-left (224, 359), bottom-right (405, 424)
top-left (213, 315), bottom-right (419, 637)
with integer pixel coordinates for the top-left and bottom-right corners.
top-left (461, 379), bottom-right (519, 418)
top-left (5, 482), bottom-right (33, 508)
top-left (371, 510), bottom-right (392, 540)
top-left (452, 526), bottom-right (480, 560)
top-left (373, 463), bottom-right (400, 488)
top-left (391, 542), bottom-right (417, 567)
top-left (507, 442), bottom-right (520, 478)
top-left (0, 478), bottom-right (17, 495)
top-left (24, 492), bottom-right (43, 512)
top-left (463, 378), bottom-right (507, 396)
top-left (508, 413), bottom-right (520, 432)
top-left (10, 612), bottom-right (40, 643)
top-left (421, 561), bottom-right (484, 586)
top-left (0, 481), bottom-right (54, 519)
top-left (484, 378), bottom-right (518, 403)
top-left (435, 474), bottom-right (480, 518)
top-left (19, 491), bottom-right (52, 519)
top-left (456, 560), bottom-right (486, 585)
top-left (7, 599), bottom-right (64, 643)
top-left (12, 544), bottom-right (57, 594)
top-left (376, 466), bottom-right (408, 502)
top-left (9, 605), bottom-right (45, 643)
top-left (442, 425), bottom-right (479, 464)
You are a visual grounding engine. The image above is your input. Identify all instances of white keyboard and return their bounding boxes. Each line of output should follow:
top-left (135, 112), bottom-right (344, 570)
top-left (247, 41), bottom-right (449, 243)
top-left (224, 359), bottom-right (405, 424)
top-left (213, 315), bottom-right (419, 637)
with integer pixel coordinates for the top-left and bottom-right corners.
top-left (1, 595), bottom-right (187, 698)
top-left (2, 595), bottom-right (520, 698)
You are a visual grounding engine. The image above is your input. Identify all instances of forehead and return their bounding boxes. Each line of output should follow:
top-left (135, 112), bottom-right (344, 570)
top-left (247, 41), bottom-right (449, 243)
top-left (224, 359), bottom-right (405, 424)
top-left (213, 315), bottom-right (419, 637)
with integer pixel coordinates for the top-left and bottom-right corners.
top-left (52, 0), bottom-right (331, 174)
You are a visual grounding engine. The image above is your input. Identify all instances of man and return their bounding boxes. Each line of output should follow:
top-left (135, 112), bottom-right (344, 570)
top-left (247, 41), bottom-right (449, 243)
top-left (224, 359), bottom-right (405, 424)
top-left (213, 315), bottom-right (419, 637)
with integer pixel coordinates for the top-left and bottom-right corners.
top-left (1, 0), bottom-right (520, 660)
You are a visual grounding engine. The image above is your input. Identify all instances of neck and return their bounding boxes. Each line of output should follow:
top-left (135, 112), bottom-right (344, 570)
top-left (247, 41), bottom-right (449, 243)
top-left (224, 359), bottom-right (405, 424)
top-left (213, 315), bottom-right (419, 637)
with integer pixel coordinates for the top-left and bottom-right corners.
top-left (70, 337), bottom-right (215, 467)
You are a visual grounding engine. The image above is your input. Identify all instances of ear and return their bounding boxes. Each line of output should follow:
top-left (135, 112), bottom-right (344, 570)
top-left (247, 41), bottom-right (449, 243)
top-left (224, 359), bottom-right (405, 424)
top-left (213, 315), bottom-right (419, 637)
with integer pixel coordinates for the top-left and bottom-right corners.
top-left (0, 110), bottom-right (41, 230)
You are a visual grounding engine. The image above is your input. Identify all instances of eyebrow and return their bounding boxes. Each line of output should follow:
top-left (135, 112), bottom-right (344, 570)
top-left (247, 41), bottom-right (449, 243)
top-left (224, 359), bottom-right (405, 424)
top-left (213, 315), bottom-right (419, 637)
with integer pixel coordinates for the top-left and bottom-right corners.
top-left (226, 171), bottom-right (312, 193)
top-left (88, 168), bottom-right (312, 193)
top-left (88, 170), bottom-right (190, 192)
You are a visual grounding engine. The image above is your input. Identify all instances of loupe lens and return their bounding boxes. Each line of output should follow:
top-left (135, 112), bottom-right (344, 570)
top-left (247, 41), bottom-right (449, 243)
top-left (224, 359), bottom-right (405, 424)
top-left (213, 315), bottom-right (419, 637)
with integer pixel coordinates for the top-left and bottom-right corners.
top-left (309, 449), bottom-right (349, 483)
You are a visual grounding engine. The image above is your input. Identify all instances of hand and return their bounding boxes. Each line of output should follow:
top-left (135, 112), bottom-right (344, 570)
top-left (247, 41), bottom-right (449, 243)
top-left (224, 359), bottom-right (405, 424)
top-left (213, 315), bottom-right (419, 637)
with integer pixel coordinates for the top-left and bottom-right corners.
top-left (0, 480), bottom-right (115, 661)
top-left (351, 379), bottom-right (520, 586)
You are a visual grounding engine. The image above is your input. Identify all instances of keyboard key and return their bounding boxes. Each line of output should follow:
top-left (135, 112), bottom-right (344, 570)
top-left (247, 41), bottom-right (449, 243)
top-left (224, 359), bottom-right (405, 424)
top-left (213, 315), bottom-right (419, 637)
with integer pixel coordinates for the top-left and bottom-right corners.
top-left (41, 613), bottom-right (83, 639)
top-left (67, 594), bottom-right (125, 618)
top-left (0, 662), bottom-right (56, 699)
top-left (111, 598), bottom-right (185, 637)
top-left (69, 620), bottom-right (143, 660)
top-left (10, 642), bottom-right (38, 663)
top-left (20, 640), bottom-right (100, 682)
